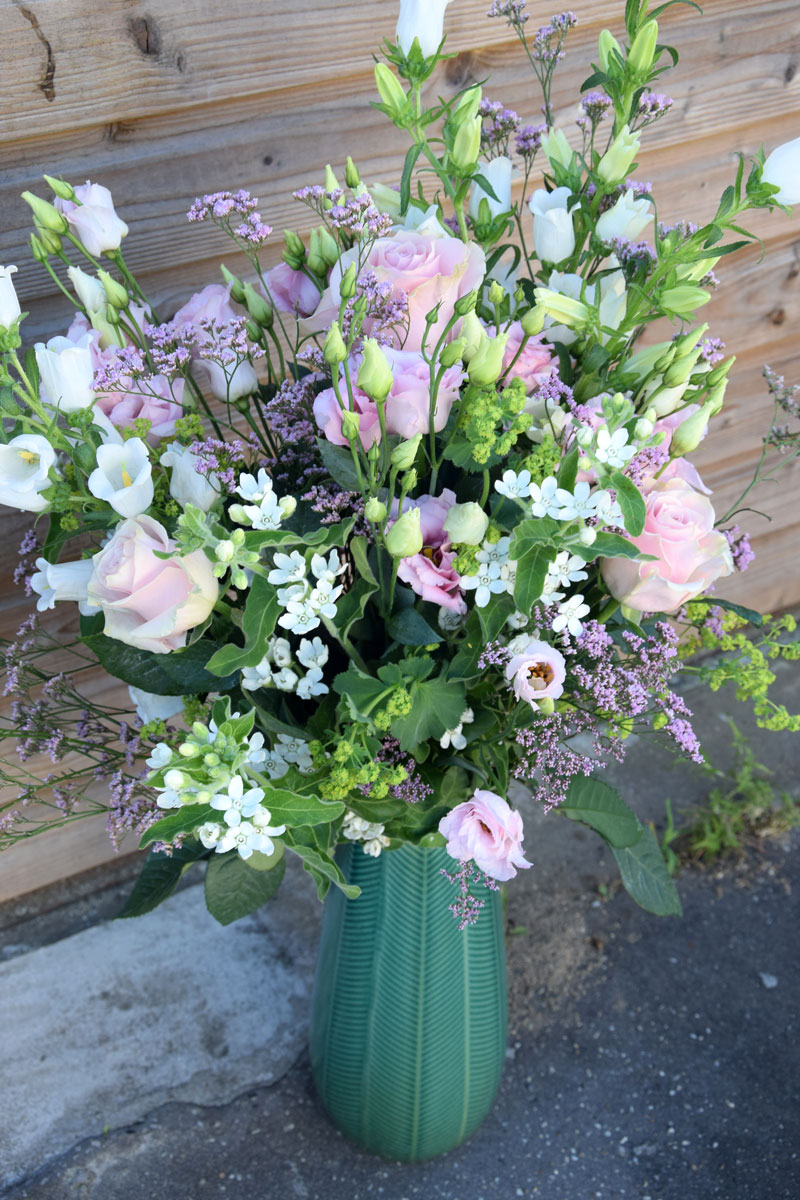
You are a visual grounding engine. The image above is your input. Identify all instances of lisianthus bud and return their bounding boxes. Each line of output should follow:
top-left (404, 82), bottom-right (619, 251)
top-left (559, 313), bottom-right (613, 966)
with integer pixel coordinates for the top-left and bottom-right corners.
top-left (468, 331), bottom-right (508, 385)
top-left (375, 63), bottom-right (408, 118)
top-left (34, 224), bottom-right (63, 255)
top-left (307, 229), bottom-right (326, 277)
top-left (628, 19), bottom-right (658, 74)
top-left (323, 321), bottom-right (347, 365)
top-left (597, 125), bottom-right (640, 186)
top-left (459, 309), bottom-right (484, 362)
top-left (443, 501), bottom-right (489, 546)
top-left (29, 234), bottom-right (48, 263)
top-left (488, 280), bottom-right (506, 307)
top-left (345, 156), bottom-right (361, 190)
top-left (357, 338), bottom-right (393, 401)
top-left (673, 323), bottom-right (709, 358)
top-left (340, 409), bottom-right (362, 442)
top-left (385, 506), bottom-right (423, 558)
top-left (401, 468), bottom-right (418, 492)
top-left (317, 226), bottom-right (339, 269)
top-left (439, 337), bottom-right (467, 368)
top-left (22, 192), bottom-right (68, 233)
top-left (634, 417), bottom-right (653, 438)
top-left (365, 497), bottom-right (388, 522)
top-left (705, 356), bottom-right (735, 387)
top-left (43, 175), bottom-right (76, 201)
top-left (453, 84), bottom-right (482, 125)
top-left (220, 264), bottom-right (246, 302)
top-left (659, 285), bottom-right (710, 317)
top-left (242, 281), bottom-right (274, 326)
top-left (705, 379), bottom-right (727, 416)
top-left (520, 306), bottom-right (546, 337)
top-left (534, 287), bottom-right (590, 328)
top-left (663, 347), bottom-right (701, 388)
top-left (97, 268), bottom-right (128, 310)
top-left (451, 116), bottom-right (482, 171)
top-left (598, 29), bottom-right (623, 72)
top-left (324, 164), bottom-right (340, 194)
top-left (245, 319), bottom-right (263, 343)
top-left (283, 229), bottom-right (306, 269)
top-left (390, 433), bottom-right (422, 470)
top-left (339, 263), bottom-right (357, 300)
top-left (670, 403), bottom-right (713, 455)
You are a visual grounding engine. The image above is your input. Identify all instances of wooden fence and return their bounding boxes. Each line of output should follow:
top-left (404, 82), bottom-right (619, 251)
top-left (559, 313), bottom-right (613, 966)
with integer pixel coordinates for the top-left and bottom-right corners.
top-left (0, 0), bottom-right (798, 899)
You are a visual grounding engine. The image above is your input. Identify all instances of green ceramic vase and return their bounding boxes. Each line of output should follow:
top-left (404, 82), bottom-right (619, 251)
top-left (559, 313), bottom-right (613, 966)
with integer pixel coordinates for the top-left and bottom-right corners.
top-left (309, 842), bottom-right (507, 1161)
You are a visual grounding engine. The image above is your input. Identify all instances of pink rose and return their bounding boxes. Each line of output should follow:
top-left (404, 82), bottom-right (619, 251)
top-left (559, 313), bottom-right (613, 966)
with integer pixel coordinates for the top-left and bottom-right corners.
top-left (393, 489), bottom-right (466, 613)
top-left (438, 790), bottom-right (532, 882)
top-left (87, 515), bottom-right (218, 654)
top-left (263, 262), bottom-right (320, 317)
top-left (55, 182), bottom-right (129, 256)
top-left (505, 639), bottom-right (566, 706)
top-left (490, 321), bottom-right (554, 393)
top-left (94, 376), bottom-right (184, 445)
top-left (312, 383), bottom-right (381, 451)
top-left (309, 228), bottom-right (485, 352)
top-left (383, 348), bottom-right (464, 438)
top-left (600, 476), bottom-right (734, 613)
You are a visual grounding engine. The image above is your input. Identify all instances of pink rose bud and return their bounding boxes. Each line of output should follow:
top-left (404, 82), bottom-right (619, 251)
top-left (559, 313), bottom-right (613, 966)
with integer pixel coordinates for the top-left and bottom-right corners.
top-left (505, 639), bottom-right (566, 707)
top-left (438, 790), bottom-right (532, 882)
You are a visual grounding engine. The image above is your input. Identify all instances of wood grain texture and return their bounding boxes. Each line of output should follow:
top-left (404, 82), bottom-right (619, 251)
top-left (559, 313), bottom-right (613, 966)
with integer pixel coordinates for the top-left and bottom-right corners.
top-left (0, 0), bottom-right (798, 897)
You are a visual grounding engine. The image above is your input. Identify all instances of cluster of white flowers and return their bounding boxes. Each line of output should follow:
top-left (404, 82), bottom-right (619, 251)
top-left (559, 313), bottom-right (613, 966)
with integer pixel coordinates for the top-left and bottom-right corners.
top-left (495, 471), bottom-right (625, 530)
top-left (439, 707), bottom-right (475, 750)
top-left (229, 468), bottom-right (296, 530)
top-left (460, 536), bottom-right (516, 608)
top-left (262, 733), bottom-right (315, 780)
top-left (342, 809), bottom-right (390, 857)
top-left (273, 549), bottom-right (345, 636)
top-left (146, 719), bottom-right (269, 810)
top-left (241, 634), bottom-right (330, 700)
top-left (540, 551), bottom-right (588, 605)
top-left (196, 776), bottom-right (286, 860)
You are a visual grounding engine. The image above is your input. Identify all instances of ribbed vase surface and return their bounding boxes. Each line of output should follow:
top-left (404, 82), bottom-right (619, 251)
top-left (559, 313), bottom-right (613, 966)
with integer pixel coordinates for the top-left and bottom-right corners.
top-left (309, 842), bottom-right (507, 1161)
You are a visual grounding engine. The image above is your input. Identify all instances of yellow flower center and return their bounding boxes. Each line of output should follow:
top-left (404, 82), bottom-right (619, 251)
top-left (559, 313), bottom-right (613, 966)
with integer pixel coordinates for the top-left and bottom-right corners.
top-left (17, 450), bottom-right (39, 466)
top-left (121, 466), bottom-right (133, 487)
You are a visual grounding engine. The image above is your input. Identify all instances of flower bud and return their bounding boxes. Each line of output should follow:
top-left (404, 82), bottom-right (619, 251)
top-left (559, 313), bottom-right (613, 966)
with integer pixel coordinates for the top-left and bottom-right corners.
top-left (520, 305), bottom-right (546, 337)
top-left (317, 226), bottom-right (339, 269)
top-left (439, 337), bottom-right (467, 368)
top-left (663, 347), bottom-right (701, 388)
top-left (579, 525), bottom-right (597, 546)
top-left (628, 19), bottom-right (658, 74)
top-left (385, 506), bottom-right (423, 558)
top-left (164, 769), bottom-right (186, 790)
top-left (43, 175), bottom-right (76, 201)
top-left (323, 321), bottom-right (347, 365)
top-left (705, 356), bottom-right (735, 387)
top-left (468, 331), bottom-right (508, 385)
top-left (534, 287), bottom-right (590, 328)
top-left (488, 280), bottom-right (506, 307)
top-left (279, 495), bottom-right (297, 518)
top-left (451, 116), bottom-right (482, 171)
top-left (339, 263), bottom-right (357, 301)
top-left (242, 281), bottom-right (274, 326)
top-left (97, 268), bottom-right (129, 310)
top-left (443, 501), bottom-right (489, 546)
top-left (659, 285), bottom-right (710, 317)
top-left (220, 264), bottom-right (246, 302)
top-left (597, 125), bottom-right (640, 186)
top-left (29, 233), bottom-right (48, 263)
top-left (576, 426), bottom-right (594, 447)
top-left (390, 433), bottom-right (422, 470)
top-left (670, 403), bottom-right (713, 456)
top-left (340, 409), bottom-right (362, 442)
top-left (345, 156), bottom-right (361, 190)
top-left (324, 164), bottom-right (340, 194)
top-left (0, 265), bottom-right (21, 331)
top-left (245, 319), bottom-right (263, 343)
top-left (283, 229), bottom-right (306, 269)
top-left (541, 127), bottom-right (573, 172)
top-left (67, 265), bottom-right (105, 312)
top-left (21, 192), bottom-right (68, 234)
top-left (762, 136), bottom-right (800, 206)
top-left (453, 290), bottom-right (478, 317)
top-left (598, 29), bottom-right (623, 72)
top-left (705, 379), bottom-right (727, 416)
top-left (459, 309), bottom-right (484, 362)
top-left (357, 337), bottom-right (393, 401)
top-left (537, 697), bottom-right (556, 715)
top-left (365, 497), bottom-right (388, 522)
top-left (634, 417), bottom-right (653, 439)
top-left (215, 539), bottom-right (236, 563)
top-left (578, 455), bottom-right (592, 472)
top-left (401, 468), bottom-right (418, 492)
top-left (374, 63), bottom-right (408, 118)
top-left (34, 224), bottom-right (63, 255)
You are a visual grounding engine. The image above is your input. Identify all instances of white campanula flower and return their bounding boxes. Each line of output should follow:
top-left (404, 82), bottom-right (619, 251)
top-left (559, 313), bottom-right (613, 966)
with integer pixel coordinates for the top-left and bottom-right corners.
top-left (530, 187), bottom-right (576, 264)
top-left (30, 555), bottom-right (95, 612)
top-left (461, 560), bottom-right (508, 608)
top-left (87, 437), bottom-right (153, 518)
top-left (529, 476), bottom-right (562, 518)
top-left (67, 265), bottom-right (106, 313)
top-left (268, 550), bottom-right (307, 586)
top-left (35, 333), bottom-right (95, 412)
top-left (495, 469), bottom-right (533, 500)
top-left (545, 552), bottom-right (589, 590)
top-left (209, 775), bottom-right (265, 827)
top-left (594, 426), bottom-right (636, 468)
top-left (552, 594), bottom-right (591, 638)
top-left (469, 155), bottom-right (513, 221)
top-left (296, 636), bottom-right (328, 669)
top-left (396, 0), bottom-right (453, 57)
top-left (272, 667), bottom-right (299, 692)
top-left (128, 686), bottom-right (184, 724)
top-left (0, 434), bottom-right (56, 513)
top-left (0, 265), bottom-right (21, 329)
top-left (202, 358), bottom-right (259, 405)
top-left (553, 480), bottom-right (599, 521)
top-left (762, 137), bottom-right (800, 206)
top-left (595, 188), bottom-right (653, 243)
top-left (296, 667), bottom-right (328, 700)
top-left (160, 443), bottom-right (220, 512)
top-left (439, 707), bottom-right (475, 751)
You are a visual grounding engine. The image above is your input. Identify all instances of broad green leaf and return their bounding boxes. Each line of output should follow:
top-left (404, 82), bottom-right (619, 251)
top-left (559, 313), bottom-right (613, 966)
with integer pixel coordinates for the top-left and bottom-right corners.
top-left (333, 663), bottom-right (390, 717)
top-left (83, 633), bottom-right (235, 696)
top-left (139, 804), bottom-right (211, 850)
top-left (609, 470), bottom-right (646, 537)
top-left (612, 826), bottom-right (683, 916)
top-left (557, 445), bottom-right (579, 493)
top-left (336, 536), bottom-right (379, 639)
top-left (561, 776), bottom-right (643, 848)
top-left (204, 851), bottom-right (286, 925)
top-left (508, 516), bottom-right (560, 554)
top-left (257, 784), bottom-right (344, 827)
top-left (513, 545), bottom-right (551, 614)
top-left (572, 532), bottom-right (648, 561)
top-left (692, 597), bottom-right (763, 628)
top-left (286, 839), bottom-right (361, 900)
top-left (390, 676), bottom-right (466, 754)
top-left (117, 845), bottom-right (205, 918)
top-left (206, 576), bottom-right (279, 675)
top-left (316, 437), bottom-right (361, 491)
top-left (387, 607), bottom-right (442, 645)
top-left (477, 591), bottom-right (515, 642)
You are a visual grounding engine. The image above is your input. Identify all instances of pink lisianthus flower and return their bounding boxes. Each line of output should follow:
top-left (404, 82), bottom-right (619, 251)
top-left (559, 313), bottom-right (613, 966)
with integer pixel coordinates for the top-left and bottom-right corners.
top-left (489, 321), bottom-right (554, 393)
top-left (505, 639), bottom-right (567, 706)
top-left (172, 283), bottom-right (258, 402)
top-left (263, 262), bottom-right (321, 318)
top-left (55, 182), bottom-right (128, 256)
top-left (392, 489), bottom-right (466, 613)
top-left (172, 282), bottom-right (238, 328)
top-left (600, 475), bottom-right (734, 613)
top-left (87, 515), bottom-right (218, 654)
top-left (94, 375), bottom-right (185, 444)
top-left (439, 790), bottom-right (532, 882)
top-left (383, 348), bottom-right (464, 438)
top-left (308, 227), bottom-right (485, 352)
top-left (312, 382), bottom-right (381, 450)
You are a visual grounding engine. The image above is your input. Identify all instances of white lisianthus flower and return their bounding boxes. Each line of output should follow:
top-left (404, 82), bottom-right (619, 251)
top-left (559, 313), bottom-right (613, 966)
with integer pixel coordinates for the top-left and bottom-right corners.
top-left (128, 686), bottom-right (185, 724)
top-left (396, 0), bottom-right (453, 57)
top-left (469, 156), bottom-right (513, 220)
top-left (0, 265), bottom-right (21, 330)
top-left (0, 434), bottom-right (56, 512)
top-left (55, 181), bottom-right (129, 256)
top-left (530, 187), bottom-right (576, 263)
top-left (201, 358), bottom-right (259, 404)
top-left (67, 265), bottom-right (106, 313)
top-left (35, 333), bottom-right (96, 411)
top-left (160, 443), bottom-right (220, 512)
top-left (762, 137), bottom-right (800, 205)
top-left (595, 188), bottom-right (653, 243)
top-left (30, 555), bottom-right (95, 612)
top-left (88, 437), bottom-right (154, 518)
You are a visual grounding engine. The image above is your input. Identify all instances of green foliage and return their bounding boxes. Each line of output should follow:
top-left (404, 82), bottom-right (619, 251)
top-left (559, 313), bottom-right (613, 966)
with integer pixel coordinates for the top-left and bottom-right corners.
top-left (139, 804), bottom-right (211, 850)
top-left (205, 574), bottom-right (279, 675)
top-left (611, 826), bottom-right (683, 916)
top-left (444, 378), bottom-right (529, 469)
top-left (204, 850), bottom-right (286, 925)
top-left (561, 776), bottom-right (643, 847)
top-left (117, 844), bottom-right (207, 918)
top-left (83, 632), bottom-right (235, 696)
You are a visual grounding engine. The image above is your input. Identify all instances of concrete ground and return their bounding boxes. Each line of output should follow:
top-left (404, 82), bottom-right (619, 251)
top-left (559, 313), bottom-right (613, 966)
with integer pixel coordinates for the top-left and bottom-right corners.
top-left (1, 660), bottom-right (798, 1200)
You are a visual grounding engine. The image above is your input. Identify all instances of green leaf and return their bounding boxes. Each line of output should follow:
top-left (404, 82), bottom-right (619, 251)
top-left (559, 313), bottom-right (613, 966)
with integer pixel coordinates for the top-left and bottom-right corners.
top-left (611, 825), bottom-right (683, 916)
top-left (447, 613), bottom-right (486, 681)
top-left (286, 838), bottom-right (361, 900)
top-left (117, 844), bottom-right (205, 918)
top-left (512, 545), bottom-right (551, 614)
top-left (139, 804), bottom-right (212, 850)
top-left (692, 596), bottom-right (763, 628)
top-left (508, 516), bottom-right (560, 554)
top-left (204, 851), bottom-right (286, 925)
top-left (83, 634), bottom-right (235, 696)
top-left (477, 591), bottom-right (515, 643)
top-left (387, 607), bottom-right (442, 645)
top-left (557, 445), bottom-right (579, 493)
top-left (400, 142), bottom-right (423, 214)
top-left (206, 575), bottom-right (279, 675)
top-left (572, 532), bottom-right (650, 561)
top-left (561, 776), bottom-right (643, 848)
top-left (471, 172), bottom-right (500, 203)
top-left (609, 471), bottom-right (646, 537)
top-left (316, 437), bottom-right (361, 491)
top-left (333, 663), bottom-right (389, 717)
top-left (257, 784), bottom-right (344, 827)
top-left (390, 676), bottom-right (466, 754)
top-left (336, 536), bottom-right (379, 639)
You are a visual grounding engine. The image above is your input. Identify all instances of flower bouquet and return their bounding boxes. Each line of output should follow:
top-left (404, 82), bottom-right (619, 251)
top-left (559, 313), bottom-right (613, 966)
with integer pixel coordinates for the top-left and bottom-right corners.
top-left (2, 0), bottom-right (799, 1161)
